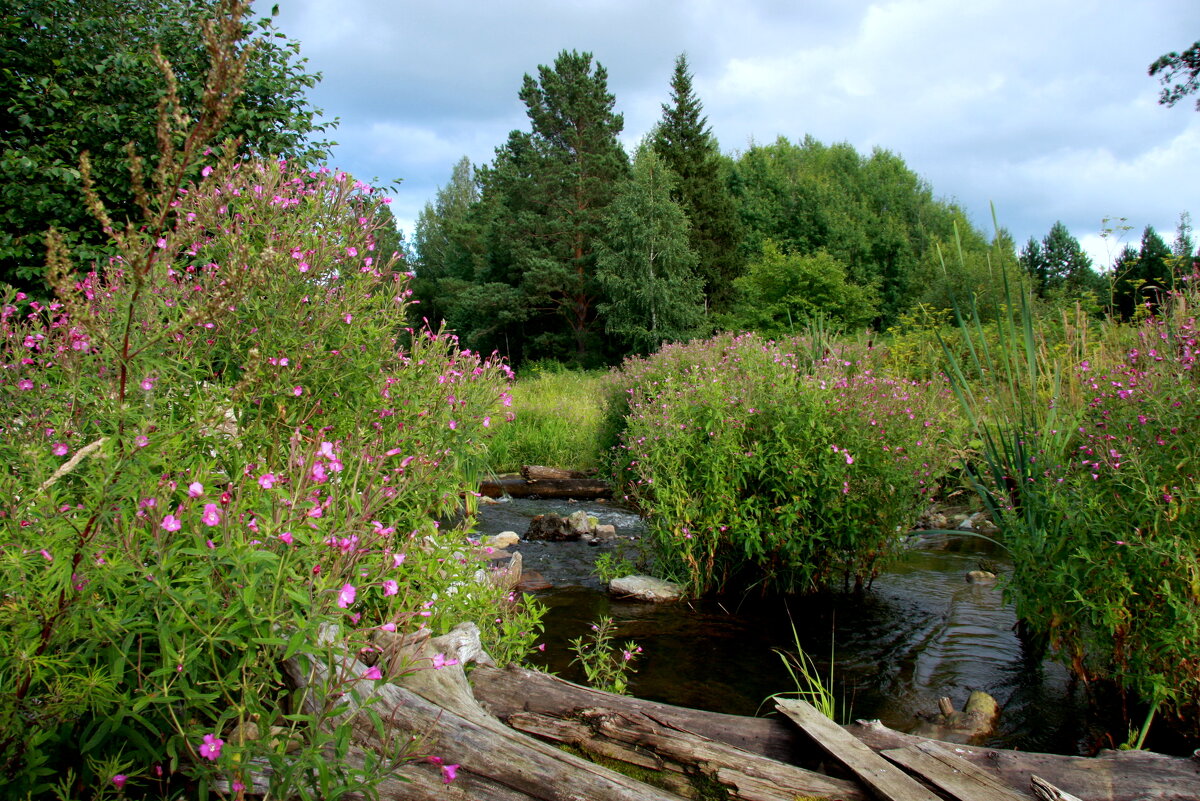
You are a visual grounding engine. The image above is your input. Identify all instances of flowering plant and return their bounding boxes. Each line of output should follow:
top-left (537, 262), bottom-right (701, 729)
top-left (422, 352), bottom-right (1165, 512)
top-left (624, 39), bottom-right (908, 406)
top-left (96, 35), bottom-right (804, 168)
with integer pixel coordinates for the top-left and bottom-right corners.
top-left (0, 7), bottom-right (539, 796)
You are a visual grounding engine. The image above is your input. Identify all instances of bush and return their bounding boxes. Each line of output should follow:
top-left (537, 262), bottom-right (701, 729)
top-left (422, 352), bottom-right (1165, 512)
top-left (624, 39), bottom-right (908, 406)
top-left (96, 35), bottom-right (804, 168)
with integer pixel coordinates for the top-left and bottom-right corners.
top-left (607, 332), bottom-right (959, 595)
top-left (0, 150), bottom-right (541, 796)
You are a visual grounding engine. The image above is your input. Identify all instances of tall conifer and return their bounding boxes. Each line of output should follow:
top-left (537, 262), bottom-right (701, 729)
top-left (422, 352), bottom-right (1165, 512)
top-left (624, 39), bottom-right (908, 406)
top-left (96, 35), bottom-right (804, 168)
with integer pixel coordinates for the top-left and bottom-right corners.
top-left (652, 54), bottom-right (743, 311)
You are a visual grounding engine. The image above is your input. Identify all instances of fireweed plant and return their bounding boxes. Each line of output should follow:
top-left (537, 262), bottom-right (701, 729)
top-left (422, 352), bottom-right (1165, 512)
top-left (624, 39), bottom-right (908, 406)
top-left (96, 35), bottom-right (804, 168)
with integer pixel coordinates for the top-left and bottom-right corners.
top-left (945, 268), bottom-right (1200, 727)
top-left (606, 332), bottom-right (959, 596)
top-left (0, 47), bottom-right (540, 801)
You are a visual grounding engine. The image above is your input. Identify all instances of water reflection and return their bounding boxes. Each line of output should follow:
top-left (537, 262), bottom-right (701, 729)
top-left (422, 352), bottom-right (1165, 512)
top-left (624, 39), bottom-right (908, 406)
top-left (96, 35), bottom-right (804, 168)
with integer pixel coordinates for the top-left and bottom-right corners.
top-left (476, 499), bottom-right (1097, 753)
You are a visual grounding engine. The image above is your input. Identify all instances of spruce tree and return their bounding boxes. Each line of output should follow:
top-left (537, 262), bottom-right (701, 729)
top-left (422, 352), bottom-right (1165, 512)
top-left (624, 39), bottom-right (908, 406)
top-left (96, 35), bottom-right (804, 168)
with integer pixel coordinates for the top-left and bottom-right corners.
top-left (652, 54), bottom-right (744, 312)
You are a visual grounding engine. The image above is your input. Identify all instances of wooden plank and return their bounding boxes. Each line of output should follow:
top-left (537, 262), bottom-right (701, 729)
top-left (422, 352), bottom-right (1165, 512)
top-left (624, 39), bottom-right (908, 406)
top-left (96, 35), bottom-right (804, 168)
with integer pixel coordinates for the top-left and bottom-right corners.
top-left (775, 698), bottom-right (941, 801)
top-left (882, 741), bottom-right (1032, 801)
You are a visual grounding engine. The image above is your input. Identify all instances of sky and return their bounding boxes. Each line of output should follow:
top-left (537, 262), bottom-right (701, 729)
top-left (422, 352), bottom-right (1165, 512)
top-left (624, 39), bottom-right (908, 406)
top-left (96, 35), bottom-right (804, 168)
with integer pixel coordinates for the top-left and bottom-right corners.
top-left (266, 0), bottom-right (1199, 268)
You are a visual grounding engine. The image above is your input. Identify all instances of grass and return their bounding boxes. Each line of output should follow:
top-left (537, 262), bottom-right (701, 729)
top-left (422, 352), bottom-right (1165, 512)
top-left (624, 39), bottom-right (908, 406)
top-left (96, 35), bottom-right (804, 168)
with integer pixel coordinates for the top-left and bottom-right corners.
top-left (485, 364), bottom-right (609, 473)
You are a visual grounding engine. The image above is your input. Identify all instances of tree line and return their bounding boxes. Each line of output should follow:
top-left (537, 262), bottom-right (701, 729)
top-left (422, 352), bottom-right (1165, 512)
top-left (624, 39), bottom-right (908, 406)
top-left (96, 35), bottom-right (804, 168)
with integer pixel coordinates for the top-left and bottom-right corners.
top-left (413, 50), bottom-right (1199, 367)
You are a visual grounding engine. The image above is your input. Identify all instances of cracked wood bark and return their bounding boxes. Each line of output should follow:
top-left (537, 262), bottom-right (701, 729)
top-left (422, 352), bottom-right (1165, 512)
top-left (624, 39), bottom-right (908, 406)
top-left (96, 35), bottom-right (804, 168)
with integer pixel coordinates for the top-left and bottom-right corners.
top-left (281, 625), bottom-right (689, 801)
top-left (479, 475), bottom-right (612, 499)
top-left (472, 664), bottom-right (1200, 801)
top-left (506, 707), bottom-right (866, 801)
top-left (775, 698), bottom-right (940, 801)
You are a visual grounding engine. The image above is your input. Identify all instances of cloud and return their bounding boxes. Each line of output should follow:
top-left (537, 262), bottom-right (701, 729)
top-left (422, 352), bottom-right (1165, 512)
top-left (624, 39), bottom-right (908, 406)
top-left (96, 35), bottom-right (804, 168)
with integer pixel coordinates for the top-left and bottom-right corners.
top-left (265, 0), bottom-right (1198, 253)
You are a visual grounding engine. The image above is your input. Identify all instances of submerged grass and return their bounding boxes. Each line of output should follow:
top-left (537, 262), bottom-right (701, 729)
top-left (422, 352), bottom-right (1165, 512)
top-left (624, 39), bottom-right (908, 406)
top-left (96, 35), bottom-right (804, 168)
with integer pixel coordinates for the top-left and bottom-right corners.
top-left (485, 364), bottom-right (608, 473)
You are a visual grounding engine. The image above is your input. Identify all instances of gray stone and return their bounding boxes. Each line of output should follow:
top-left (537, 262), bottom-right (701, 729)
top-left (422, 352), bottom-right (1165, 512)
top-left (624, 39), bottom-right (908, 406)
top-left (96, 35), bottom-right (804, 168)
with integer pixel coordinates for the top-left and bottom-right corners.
top-left (484, 531), bottom-right (521, 548)
top-left (609, 575), bottom-right (683, 602)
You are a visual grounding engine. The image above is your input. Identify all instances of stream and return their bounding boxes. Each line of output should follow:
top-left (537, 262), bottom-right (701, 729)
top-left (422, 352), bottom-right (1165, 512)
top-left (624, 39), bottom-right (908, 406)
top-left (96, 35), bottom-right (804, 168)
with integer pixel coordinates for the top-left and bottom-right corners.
top-left (475, 496), bottom-right (1106, 755)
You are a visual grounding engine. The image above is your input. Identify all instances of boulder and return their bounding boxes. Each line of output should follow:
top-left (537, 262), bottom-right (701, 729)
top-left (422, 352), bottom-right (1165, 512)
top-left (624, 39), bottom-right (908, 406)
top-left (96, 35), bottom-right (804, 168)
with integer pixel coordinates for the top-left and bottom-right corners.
top-left (608, 575), bottom-right (683, 602)
top-left (526, 514), bottom-right (580, 541)
top-left (484, 531), bottom-right (521, 548)
top-left (966, 570), bottom-right (997, 583)
top-left (911, 690), bottom-right (1001, 742)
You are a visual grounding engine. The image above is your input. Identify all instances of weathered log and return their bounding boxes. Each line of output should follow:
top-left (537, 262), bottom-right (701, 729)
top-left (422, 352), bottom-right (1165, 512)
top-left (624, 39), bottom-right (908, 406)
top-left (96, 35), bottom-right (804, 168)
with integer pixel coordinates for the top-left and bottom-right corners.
top-left (775, 698), bottom-right (940, 801)
top-left (480, 475), bottom-right (612, 499)
top-left (848, 720), bottom-right (1200, 801)
top-left (882, 741), bottom-right (1031, 801)
top-left (471, 664), bottom-right (803, 763)
top-left (282, 625), bottom-right (690, 801)
top-left (506, 707), bottom-right (867, 801)
top-left (472, 664), bottom-right (1200, 801)
top-left (521, 465), bottom-right (593, 481)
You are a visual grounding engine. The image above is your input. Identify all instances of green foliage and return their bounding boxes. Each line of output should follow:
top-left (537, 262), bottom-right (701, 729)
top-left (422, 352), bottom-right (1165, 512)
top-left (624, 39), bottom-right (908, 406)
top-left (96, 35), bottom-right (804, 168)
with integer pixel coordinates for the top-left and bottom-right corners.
top-left (592, 551), bottom-right (638, 583)
top-left (764, 623), bottom-right (838, 722)
top-left (1111, 226), bottom-right (1176, 320)
top-left (1019, 220), bottom-right (1099, 300)
top-left (651, 53), bottom-right (744, 312)
top-left (0, 0), bottom-right (331, 293)
top-left (473, 50), bottom-right (630, 365)
top-left (721, 240), bottom-right (878, 334)
top-left (482, 367), bottom-right (607, 474)
top-left (597, 143), bottom-right (706, 353)
top-left (608, 332), bottom-right (959, 596)
top-left (568, 617), bottom-right (641, 695)
top-left (942, 246), bottom-right (1200, 724)
top-left (727, 136), bottom-right (980, 327)
top-left (1149, 39), bottom-right (1200, 110)
top-left (0, 19), bottom-right (540, 795)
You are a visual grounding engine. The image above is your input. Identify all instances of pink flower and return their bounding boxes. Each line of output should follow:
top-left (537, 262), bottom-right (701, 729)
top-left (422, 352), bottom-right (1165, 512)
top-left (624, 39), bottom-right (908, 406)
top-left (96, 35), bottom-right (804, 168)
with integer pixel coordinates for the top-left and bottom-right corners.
top-left (343, 313), bottom-right (353, 324)
top-left (201, 165), bottom-right (213, 177)
top-left (188, 482), bottom-right (204, 498)
top-left (52, 443), bottom-right (69, 456)
top-left (431, 653), bottom-right (459, 670)
top-left (112, 774), bottom-right (128, 789)
top-left (258, 472), bottom-right (277, 489)
top-left (201, 503), bottom-right (221, 526)
top-left (337, 583), bottom-right (357, 608)
top-left (135, 435), bottom-right (149, 448)
top-left (278, 531), bottom-right (294, 545)
top-left (392, 552), bottom-right (406, 567)
top-left (844, 452), bottom-right (854, 465)
top-left (382, 579), bottom-right (398, 596)
top-left (363, 665), bottom-right (383, 680)
top-left (441, 763), bottom-right (459, 784)
top-left (162, 515), bottom-right (182, 532)
top-left (17, 379), bottom-right (32, 390)
top-left (448, 420), bottom-right (457, 430)
top-left (292, 385), bottom-right (303, 397)
top-left (199, 733), bottom-right (223, 760)
top-left (140, 376), bottom-right (156, 391)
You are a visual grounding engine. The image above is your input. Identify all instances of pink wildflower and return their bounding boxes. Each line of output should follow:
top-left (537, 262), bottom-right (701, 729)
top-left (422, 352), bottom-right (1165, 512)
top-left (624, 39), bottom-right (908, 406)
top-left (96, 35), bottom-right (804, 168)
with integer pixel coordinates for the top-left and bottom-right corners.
top-left (383, 579), bottom-right (398, 596)
top-left (363, 665), bottom-right (383, 680)
top-left (162, 515), bottom-right (182, 532)
top-left (188, 482), bottom-right (204, 498)
top-left (201, 503), bottom-right (221, 526)
top-left (52, 443), bottom-right (69, 456)
top-left (337, 583), bottom-right (357, 608)
top-left (199, 733), bottom-right (223, 761)
top-left (258, 472), bottom-right (277, 489)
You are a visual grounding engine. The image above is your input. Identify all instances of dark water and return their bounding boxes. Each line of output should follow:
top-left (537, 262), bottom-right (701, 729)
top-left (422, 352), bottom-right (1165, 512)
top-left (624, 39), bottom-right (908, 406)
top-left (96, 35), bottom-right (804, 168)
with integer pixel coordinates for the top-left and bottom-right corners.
top-left (475, 497), bottom-right (1108, 755)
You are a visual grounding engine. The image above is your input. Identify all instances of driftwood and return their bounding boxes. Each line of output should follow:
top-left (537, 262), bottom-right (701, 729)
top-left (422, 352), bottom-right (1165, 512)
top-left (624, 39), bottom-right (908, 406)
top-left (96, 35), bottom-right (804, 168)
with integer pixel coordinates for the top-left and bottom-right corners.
top-left (480, 474), bottom-right (612, 500)
top-left (521, 465), bottom-right (594, 481)
top-left (882, 741), bottom-right (1031, 801)
top-left (775, 698), bottom-right (939, 801)
top-left (506, 706), bottom-right (867, 801)
top-left (472, 664), bottom-right (1200, 801)
top-left (281, 625), bottom-right (687, 801)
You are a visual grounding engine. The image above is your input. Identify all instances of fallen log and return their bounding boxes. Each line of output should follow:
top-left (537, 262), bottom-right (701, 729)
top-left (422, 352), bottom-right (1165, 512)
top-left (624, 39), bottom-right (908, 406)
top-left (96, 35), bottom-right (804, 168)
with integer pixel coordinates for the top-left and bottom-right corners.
top-left (506, 707), bottom-right (867, 801)
top-left (281, 625), bottom-right (689, 801)
top-left (480, 475), bottom-right (612, 500)
top-left (471, 664), bottom-right (1200, 801)
top-left (521, 465), bottom-right (594, 481)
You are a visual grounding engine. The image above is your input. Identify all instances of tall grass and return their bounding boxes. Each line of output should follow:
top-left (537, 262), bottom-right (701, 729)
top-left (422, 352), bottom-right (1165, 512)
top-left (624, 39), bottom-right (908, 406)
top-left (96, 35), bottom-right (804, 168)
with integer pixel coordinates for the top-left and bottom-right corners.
top-left (484, 363), bottom-right (608, 473)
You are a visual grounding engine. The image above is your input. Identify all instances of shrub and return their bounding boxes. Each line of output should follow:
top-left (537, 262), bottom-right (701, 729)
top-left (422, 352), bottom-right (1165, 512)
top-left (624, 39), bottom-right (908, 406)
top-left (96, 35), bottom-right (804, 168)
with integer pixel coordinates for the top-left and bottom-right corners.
top-left (607, 332), bottom-right (958, 595)
top-left (956, 279), bottom-right (1200, 719)
top-left (0, 139), bottom-right (540, 799)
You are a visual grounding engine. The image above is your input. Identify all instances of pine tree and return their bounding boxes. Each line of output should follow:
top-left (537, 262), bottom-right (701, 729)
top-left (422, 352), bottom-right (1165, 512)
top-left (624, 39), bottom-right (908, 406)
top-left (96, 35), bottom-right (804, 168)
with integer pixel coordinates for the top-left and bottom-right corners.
top-left (652, 54), bottom-right (743, 312)
top-left (597, 144), bottom-right (704, 353)
top-left (486, 50), bottom-right (628, 364)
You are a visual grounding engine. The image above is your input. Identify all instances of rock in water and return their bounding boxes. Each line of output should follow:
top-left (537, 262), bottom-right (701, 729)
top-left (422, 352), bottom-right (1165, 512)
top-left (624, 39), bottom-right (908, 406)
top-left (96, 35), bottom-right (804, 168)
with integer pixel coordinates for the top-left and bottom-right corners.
top-left (525, 514), bottom-right (580, 541)
top-left (609, 575), bottom-right (683, 602)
